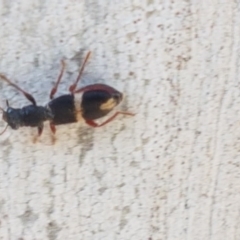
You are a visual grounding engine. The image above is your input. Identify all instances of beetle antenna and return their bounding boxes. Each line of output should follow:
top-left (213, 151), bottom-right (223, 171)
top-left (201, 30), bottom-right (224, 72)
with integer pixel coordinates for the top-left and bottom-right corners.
top-left (0, 124), bottom-right (8, 135)
top-left (0, 99), bottom-right (8, 112)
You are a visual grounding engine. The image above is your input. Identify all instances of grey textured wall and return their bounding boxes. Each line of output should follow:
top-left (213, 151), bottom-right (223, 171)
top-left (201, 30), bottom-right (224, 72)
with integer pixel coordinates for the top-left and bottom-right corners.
top-left (0, 1), bottom-right (240, 240)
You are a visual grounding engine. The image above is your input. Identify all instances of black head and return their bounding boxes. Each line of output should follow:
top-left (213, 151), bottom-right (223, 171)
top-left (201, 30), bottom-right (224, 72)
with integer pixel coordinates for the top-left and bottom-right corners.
top-left (2, 107), bottom-right (23, 130)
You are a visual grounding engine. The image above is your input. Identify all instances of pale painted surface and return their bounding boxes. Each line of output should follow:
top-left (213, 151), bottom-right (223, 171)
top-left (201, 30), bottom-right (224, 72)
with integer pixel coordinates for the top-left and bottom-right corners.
top-left (0, 0), bottom-right (239, 240)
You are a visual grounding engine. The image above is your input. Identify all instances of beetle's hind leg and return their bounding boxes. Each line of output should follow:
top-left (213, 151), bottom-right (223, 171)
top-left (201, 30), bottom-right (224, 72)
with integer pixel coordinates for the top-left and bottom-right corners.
top-left (69, 51), bottom-right (91, 93)
top-left (49, 60), bottom-right (66, 99)
top-left (85, 111), bottom-right (135, 127)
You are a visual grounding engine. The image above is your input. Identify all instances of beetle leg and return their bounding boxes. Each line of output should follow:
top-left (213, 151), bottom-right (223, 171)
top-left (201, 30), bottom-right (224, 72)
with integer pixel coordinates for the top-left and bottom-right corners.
top-left (0, 74), bottom-right (36, 105)
top-left (38, 125), bottom-right (44, 136)
top-left (69, 51), bottom-right (91, 93)
top-left (33, 125), bottom-right (43, 143)
top-left (50, 122), bottom-right (56, 134)
top-left (85, 111), bottom-right (135, 127)
top-left (49, 122), bottom-right (57, 144)
top-left (50, 60), bottom-right (66, 99)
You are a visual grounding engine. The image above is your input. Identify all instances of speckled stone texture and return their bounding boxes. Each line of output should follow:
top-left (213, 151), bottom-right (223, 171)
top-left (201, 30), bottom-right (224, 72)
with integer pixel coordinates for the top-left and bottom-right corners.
top-left (0, 0), bottom-right (240, 240)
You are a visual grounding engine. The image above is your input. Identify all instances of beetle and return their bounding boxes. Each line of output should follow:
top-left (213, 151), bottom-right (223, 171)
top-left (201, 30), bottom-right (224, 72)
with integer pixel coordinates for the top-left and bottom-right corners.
top-left (0, 52), bottom-right (134, 138)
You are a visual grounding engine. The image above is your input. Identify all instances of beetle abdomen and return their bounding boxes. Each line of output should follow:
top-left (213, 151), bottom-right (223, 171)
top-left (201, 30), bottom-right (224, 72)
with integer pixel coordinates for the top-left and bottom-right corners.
top-left (81, 89), bottom-right (122, 120)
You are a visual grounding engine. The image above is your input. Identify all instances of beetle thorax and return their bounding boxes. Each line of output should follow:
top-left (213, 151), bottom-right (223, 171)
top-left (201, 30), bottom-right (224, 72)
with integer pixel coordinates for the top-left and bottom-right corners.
top-left (2, 105), bottom-right (54, 130)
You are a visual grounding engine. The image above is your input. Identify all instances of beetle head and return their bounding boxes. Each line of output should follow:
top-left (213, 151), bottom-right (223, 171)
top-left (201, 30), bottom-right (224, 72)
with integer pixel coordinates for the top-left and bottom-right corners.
top-left (2, 107), bottom-right (22, 130)
top-left (0, 100), bottom-right (22, 134)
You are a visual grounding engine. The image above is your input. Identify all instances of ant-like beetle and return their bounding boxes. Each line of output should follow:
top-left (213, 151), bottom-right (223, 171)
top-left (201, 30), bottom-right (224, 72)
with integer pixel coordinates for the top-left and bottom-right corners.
top-left (0, 52), bottom-right (134, 140)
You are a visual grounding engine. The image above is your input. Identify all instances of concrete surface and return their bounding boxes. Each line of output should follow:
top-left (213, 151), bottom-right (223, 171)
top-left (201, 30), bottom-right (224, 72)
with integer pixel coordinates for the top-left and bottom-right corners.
top-left (0, 0), bottom-right (240, 240)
